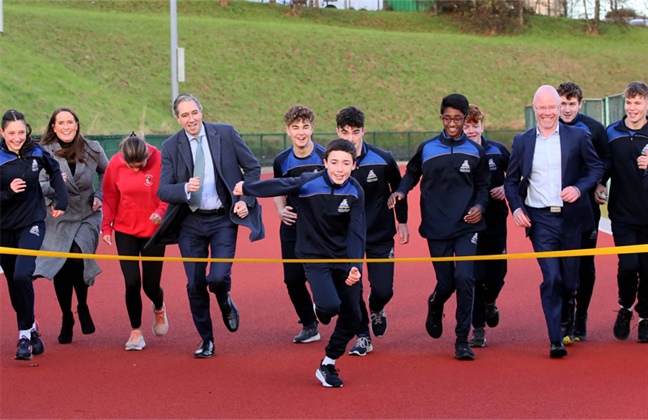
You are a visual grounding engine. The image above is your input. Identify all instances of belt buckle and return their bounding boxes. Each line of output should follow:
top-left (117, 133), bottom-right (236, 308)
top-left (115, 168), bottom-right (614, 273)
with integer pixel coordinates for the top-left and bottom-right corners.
top-left (550, 206), bottom-right (561, 213)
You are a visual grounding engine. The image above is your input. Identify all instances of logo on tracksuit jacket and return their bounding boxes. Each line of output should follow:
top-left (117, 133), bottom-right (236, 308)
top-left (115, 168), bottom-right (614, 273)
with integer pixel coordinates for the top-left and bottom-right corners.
top-left (338, 199), bottom-right (350, 213)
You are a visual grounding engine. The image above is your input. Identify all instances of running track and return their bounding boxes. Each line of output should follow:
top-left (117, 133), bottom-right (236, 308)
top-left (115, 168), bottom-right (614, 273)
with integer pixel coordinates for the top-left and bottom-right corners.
top-left (1, 176), bottom-right (647, 419)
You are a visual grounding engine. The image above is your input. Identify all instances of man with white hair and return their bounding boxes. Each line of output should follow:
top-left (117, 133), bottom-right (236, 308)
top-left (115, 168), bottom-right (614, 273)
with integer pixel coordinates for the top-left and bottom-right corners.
top-left (504, 85), bottom-right (604, 358)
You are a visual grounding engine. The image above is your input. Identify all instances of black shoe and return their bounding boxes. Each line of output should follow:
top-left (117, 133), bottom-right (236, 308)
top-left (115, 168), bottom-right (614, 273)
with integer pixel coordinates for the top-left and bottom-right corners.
top-left (562, 320), bottom-right (575, 346)
top-left (59, 314), bottom-right (75, 344)
top-left (77, 304), bottom-right (95, 335)
top-left (455, 338), bottom-right (475, 360)
top-left (194, 340), bottom-right (214, 358)
top-left (15, 337), bottom-right (32, 360)
top-left (613, 307), bottom-right (633, 340)
top-left (484, 302), bottom-right (500, 328)
top-left (574, 313), bottom-right (587, 341)
top-left (30, 329), bottom-right (44, 356)
top-left (293, 324), bottom-right (321, 343)
top-left (638, 319), bottom-right (648, 343)
top-left (370, 309), bottom-right (388, 337)
top-left (550, 342), bottom-right (567, 358)
top-left (316, 361), bottom-right (343, 388)
top-left (469, 327), bottom-right (486, 348)
top-left (217, 294), bottom-right (239, 333)
top-left (425, 296), bottom-right (444, 339)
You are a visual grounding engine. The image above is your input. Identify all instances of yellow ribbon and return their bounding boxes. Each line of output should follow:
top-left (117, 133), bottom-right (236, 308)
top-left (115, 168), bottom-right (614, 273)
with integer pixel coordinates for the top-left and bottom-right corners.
top-left (1, 244), bottom-right (646, 264)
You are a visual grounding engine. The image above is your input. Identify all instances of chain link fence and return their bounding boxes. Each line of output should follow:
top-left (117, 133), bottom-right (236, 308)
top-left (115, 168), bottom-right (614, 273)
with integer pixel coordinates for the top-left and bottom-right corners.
top-left (78, 130), bottom-right (520, 167)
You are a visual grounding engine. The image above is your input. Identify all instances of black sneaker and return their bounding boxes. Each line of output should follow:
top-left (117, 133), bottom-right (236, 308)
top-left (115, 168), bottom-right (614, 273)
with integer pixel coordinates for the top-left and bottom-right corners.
top-left (370, 309), bottom-right (388, 337)
top-left (485, 302), bottom-right (500, 328)
top-left (425, 297), bottom-right (444, 339)
top-left (613, 307), bottom-right (633, 340)
top-left (316, 361), bottom-right (343, 388)
top-left (469, 327), bottom-right (486, 348)
top-left (455, 339), bottom-right (475, 360)
top-left (638, 319), bottom-right (648, 343)
top-left (30, 329), bottom-right (44, 356)
top-left (15, 337), bottom-right (32, 360)
top-left (574, 313), bottom-right (587, 341)
top-left (293, 325), bottom-right (321, 343)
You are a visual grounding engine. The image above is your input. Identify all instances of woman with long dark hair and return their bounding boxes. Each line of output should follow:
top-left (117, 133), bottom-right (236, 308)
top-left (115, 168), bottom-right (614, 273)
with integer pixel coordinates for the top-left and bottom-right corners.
top-left (34, 107), bottom-right (108, 344)
top-left (0, 109), bottom-right (68, 360)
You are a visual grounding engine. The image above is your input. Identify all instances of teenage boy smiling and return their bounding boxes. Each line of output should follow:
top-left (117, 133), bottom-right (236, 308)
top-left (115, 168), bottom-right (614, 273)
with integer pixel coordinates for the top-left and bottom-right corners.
top-left (234, 139), bottom-right (365, 388)
top-left (389, 94), bottom-right (490, 360)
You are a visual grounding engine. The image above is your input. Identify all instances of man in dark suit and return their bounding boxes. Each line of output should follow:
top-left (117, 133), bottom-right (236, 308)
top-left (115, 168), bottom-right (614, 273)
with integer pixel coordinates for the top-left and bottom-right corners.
top-left (153, 93), bottom-right (264, 358)
top-left (504, 85), bottom-right (604, 358)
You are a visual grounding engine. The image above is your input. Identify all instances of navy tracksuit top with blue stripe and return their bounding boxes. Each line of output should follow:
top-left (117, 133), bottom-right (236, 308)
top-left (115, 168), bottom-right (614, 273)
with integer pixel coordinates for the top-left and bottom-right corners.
top-left (396, 132), bottom-right (490, 240)
top-left (272, 143), bottom-right (326, 240)
top-left (352, 142), bottom-right (407, 245)
top-left (243, 170), bottom-right (365, 271)
top-left (0, 143), bottom-right (68, 230)
top-left (480, 138), bottom-right (510, 231)
top-left (606, 117), bottom-right (648, 227)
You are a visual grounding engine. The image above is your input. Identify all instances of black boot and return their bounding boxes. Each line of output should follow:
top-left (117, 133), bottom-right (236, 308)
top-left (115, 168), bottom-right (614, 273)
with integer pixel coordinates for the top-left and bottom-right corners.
top-left (58, 313), bottom-right (75, 344)
top-left (77, 304), bottom-right (95, 335)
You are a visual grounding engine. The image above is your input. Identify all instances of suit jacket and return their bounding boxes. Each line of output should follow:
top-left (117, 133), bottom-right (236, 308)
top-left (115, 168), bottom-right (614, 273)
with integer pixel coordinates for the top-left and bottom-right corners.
top-left (504, 123), bottom-right (604, 236)
top-left (148, 122), bottom-right (264, 246)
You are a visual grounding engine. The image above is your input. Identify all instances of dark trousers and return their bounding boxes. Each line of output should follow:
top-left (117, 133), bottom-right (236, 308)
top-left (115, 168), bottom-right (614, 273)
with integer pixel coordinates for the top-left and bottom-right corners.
top-left (357, 240), bottom-right (394, 336)
top-left (1, 222), bottom-right (45, 330)
top-left (560, 225), bottom-right (599, 323)
top-left (178, 212), bottom-right (238, 342)
top-left (611, 222), bottom-right (648, 318)
top-left (281, 237), bottom-right (316, 328)
top-left (115, 231), bottom-right (166, 329)
top-left (473, 228), bottom-right (507, 329)
top-left (304, 263), bottom-right (362, 360)
top-left (426, 233), bottom-right (477, 340)
top-left (527, 208), bottom-right (580, 343)
top-left (53, 242), bottom-right (89, 318)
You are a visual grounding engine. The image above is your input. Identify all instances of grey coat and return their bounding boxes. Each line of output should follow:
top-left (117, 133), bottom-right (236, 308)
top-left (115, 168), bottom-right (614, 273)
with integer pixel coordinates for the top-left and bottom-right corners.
top-left (34, 140), bottom-right (109, 285)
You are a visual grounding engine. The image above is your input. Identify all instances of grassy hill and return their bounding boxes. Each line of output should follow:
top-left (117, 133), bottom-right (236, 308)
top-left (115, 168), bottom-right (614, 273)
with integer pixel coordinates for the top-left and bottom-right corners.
top-left (1, 0), bottom-right (647, 135)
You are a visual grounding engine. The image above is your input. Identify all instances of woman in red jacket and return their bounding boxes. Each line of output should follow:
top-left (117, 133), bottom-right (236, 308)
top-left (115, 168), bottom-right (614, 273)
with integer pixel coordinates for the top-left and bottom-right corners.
top-left (102, 134), bottom-right (169, 351)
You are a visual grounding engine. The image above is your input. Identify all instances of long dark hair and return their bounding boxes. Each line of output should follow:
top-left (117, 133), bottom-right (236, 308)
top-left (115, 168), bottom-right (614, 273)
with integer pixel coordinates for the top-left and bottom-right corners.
top-left (1, 109), bottom-right (35, 157)
top-left (40, 107), bottom-right (88, 163)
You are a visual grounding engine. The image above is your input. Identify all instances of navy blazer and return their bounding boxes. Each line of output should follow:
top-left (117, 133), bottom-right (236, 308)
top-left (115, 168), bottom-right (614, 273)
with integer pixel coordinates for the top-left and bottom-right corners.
top-left (149, 122), bottom-right (264, 245)
top-left (504, 123), bottom-right (604, 236)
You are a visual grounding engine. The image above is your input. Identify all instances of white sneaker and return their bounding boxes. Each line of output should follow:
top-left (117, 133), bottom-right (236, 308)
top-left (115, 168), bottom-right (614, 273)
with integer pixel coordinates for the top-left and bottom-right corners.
top-left (125, 329), bottom-right (146, 351)
top-left (152, 303), bottom-right (169, 337)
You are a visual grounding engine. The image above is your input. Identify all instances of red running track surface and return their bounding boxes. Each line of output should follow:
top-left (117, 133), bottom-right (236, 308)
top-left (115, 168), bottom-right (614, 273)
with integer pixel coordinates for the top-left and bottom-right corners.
top-left (1, 177), bottom-right (647, 419)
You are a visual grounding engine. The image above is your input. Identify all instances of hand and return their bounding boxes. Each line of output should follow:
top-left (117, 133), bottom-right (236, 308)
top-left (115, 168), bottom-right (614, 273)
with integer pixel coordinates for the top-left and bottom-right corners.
top-left (637, 155), bottom-right (648, 170)
top-left (490, 185), bottom-right (506, 201)
top-left (61, 172), bottom-right (68, 183)
top-left (560, 186), bottom-right (580, 203)
top-left (397, 223), bottom-right (410, 244)
top-left (463, 206), bottom-right (483, 224)
top-left (513, 208), bottom-right (531, 228)
top-left (50, 207), bottom-right (65, 218)
top-left (233, 181), bottom-right (244, 196)
top-left (387, 192), bottom-right (404, 209)
top-left (150, 212), bottom-right (162, 226)
top-left (278, 206), bottom-right (297, 226)
top-left (102, 233), bottom-right (112, 246)
top-left (10, 178), bottom-right (26, 193)
top-left (345, 266), bottom-right (361, 286)
top-left (233, 201), bottom-right (248, 218)
top-left (92, 197), bottom-right (102, 212)
top-left (187, 177), bottom-right (201, 193)
top-left (594, 183), bottom-right (608, 204)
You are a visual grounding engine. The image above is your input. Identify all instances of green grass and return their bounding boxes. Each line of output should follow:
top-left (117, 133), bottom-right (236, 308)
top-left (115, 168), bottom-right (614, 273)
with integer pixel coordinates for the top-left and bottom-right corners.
top-left (1, 0), bottom-right (647, 135)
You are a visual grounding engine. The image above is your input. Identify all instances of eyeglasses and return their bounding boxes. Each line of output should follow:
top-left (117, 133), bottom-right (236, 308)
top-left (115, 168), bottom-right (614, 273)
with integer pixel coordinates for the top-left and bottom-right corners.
top-left (440, 116), bottom-right (465, 124)
top-left (534, 105), bottom-right (558, 112)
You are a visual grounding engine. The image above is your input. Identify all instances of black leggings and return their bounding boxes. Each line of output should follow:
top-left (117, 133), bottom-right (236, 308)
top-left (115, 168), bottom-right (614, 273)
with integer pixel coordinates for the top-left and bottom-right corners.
top-left (53, 242), bottom-right (89, 317)
top-left (114, 231), bottom-right (165, 329)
